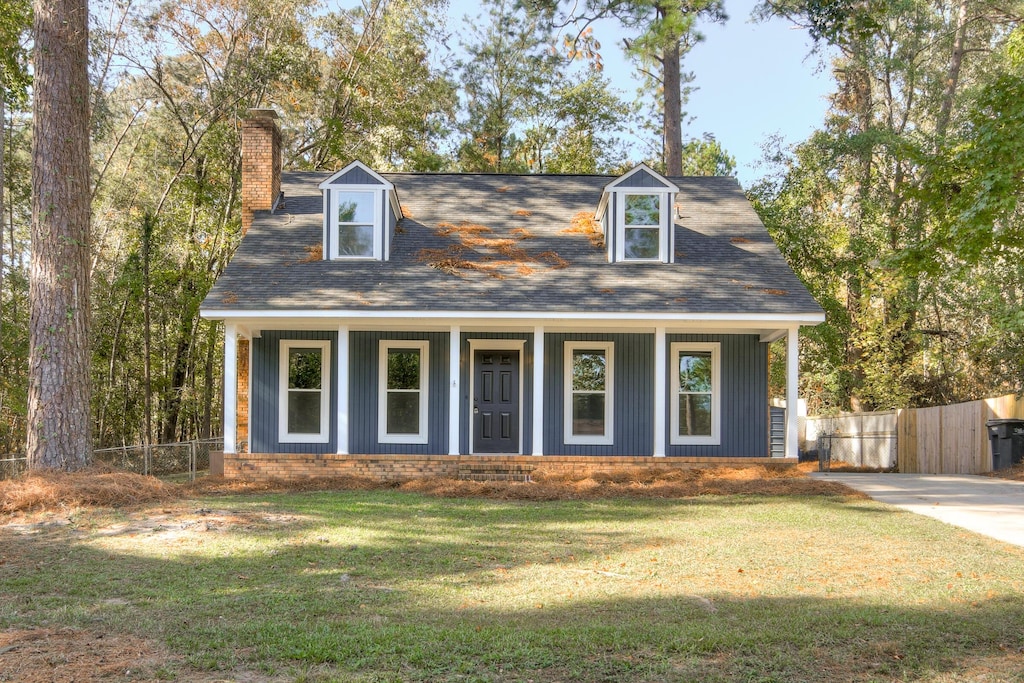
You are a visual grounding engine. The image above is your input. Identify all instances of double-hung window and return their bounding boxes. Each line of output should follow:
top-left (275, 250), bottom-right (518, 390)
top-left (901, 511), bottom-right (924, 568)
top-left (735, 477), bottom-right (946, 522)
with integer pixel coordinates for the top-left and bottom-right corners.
top-left (564, 341), bottom-right (614, 445)
top-left (278, 340), bottom-right (330, 443)
top-left (670, 342), bottom-right (720, 445)
top-left (333, 191), bottom-right (377, 258)
top-left (378, 340), bottom-right (429, 444)
top-left (622, 193), bottom-right (663, 260)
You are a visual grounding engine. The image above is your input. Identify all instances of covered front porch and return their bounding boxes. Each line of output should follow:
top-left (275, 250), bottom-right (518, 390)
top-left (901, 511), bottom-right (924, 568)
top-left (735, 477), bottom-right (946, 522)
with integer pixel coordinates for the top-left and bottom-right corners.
top-left (218, 313), bottom-right (813, 463)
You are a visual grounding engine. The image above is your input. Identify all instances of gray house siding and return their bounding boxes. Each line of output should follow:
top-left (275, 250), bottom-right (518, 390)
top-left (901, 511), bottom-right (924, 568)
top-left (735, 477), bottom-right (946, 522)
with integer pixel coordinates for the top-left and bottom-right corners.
top-left (250, 330), bottom-right (338, 454)
top-left (459, 332), bottom-right (534, 454)
top-left (349, 331), bottom-right (450, 454)
top-left (618, 169), bottom-right (670, 188)
top-left (331, 166), bottom-right (383, 185)
top-left (664, 334), bottom-right (768, 458)
top-left (544, 332), bottom-right (654, 456)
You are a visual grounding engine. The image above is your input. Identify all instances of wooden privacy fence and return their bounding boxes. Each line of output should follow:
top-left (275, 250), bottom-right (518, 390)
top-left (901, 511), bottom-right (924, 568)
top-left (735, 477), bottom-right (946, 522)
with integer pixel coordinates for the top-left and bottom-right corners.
top-left (898, 394), bottom-right (1024, 474)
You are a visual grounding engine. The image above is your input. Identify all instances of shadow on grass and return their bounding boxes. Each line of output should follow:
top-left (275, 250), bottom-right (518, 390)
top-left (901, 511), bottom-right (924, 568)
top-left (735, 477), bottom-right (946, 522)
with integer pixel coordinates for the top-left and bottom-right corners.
top-left (2, 491), bottom-right (1022, 682)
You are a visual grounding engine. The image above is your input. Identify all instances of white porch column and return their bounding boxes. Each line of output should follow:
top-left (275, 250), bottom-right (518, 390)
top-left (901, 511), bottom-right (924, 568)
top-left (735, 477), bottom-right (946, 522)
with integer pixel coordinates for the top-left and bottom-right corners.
top-left (786, 326), bottom-right (800, 459)
top-left (337, 324), bottom-right (349, 454)
top-left (223, 322), bottom-right (238, 454)
top-left (532, 326), bottom-right (544, 455)
top-left (449, 325), bottom-right (461, 455)
top-left (653, 326), bottom-right (666, 456)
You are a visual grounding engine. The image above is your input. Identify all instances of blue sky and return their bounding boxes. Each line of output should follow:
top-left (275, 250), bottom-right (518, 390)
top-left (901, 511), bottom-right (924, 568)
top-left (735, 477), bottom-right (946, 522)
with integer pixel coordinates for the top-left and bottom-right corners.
top-left (447, 0), bottom-right (836, 186)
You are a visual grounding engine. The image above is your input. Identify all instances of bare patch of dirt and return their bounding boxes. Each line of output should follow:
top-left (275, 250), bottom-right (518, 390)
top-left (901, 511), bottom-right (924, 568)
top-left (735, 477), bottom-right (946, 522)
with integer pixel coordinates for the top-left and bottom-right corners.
top-left (0, 627), bottom-right (290, 682)
top-left (0, 627), bottom-right (175, 682)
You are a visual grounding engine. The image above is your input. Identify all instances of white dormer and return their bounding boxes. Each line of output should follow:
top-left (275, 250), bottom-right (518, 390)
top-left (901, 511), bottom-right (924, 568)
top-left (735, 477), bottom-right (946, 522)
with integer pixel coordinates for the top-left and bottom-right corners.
top-left (596, 163), bottom-right (679, 264)
top-left (318, 161), bottom-right (402, 261)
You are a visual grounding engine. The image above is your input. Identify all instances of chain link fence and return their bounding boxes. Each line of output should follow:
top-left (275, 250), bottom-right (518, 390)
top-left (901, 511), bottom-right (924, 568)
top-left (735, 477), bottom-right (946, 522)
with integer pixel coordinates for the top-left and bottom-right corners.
top-left (0, 438), bottom-right (223, 481)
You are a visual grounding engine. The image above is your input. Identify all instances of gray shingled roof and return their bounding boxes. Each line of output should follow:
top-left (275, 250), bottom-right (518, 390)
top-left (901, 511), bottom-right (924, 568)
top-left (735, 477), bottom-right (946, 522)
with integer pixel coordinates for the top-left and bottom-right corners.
top-left (200, 171), bottom-right (822, 316)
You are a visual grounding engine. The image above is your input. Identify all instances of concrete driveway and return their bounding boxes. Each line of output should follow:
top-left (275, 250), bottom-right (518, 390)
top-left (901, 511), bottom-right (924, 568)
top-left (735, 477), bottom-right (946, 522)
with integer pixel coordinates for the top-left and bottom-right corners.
top-left (809, 472), bottom-right (1024, 548)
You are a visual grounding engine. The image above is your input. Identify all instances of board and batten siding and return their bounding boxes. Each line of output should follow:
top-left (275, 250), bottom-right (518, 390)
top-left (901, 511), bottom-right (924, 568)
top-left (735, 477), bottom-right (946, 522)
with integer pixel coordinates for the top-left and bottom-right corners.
top-left (459, 332), bottom-right (534, 455)
top-left (349, 331), bottom-right (450, 454)
top-left (250, 330), bottom-right (338, 454)
top-left (617, 169), bottom-right (671, 188)
top-left (544, 332), bottom-right (654, 456)
top-left (665, 334), bottom-right (769, 457)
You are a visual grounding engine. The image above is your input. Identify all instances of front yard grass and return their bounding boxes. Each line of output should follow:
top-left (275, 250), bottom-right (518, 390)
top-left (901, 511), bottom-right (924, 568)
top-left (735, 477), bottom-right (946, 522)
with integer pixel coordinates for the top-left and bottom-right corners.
top-left (2, 488), bottom-right (1024, 682)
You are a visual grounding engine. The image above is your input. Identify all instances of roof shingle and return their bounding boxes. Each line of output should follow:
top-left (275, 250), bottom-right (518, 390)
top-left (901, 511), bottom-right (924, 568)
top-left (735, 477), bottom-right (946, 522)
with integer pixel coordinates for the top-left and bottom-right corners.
top-left (201, 171), bottom-right (822, 316)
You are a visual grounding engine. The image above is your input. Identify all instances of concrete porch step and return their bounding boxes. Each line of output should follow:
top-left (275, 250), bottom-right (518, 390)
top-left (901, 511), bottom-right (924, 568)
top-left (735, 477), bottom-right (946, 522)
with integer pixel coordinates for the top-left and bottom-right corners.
top-left (457, 463), bottom-right (535, 482)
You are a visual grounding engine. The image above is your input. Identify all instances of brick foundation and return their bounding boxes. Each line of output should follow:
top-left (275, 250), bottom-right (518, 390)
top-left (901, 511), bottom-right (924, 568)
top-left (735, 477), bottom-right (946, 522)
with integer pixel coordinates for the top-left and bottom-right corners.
top-left (216, 453), bottom-right (797, 482)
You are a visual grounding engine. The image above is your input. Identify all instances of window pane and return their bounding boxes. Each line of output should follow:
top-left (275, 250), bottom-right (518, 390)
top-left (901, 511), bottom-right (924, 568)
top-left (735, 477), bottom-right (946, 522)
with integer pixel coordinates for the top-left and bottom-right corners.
top-left (288, 391), bottom-right (321, 434)
top-left (678, 393), bottom-right (712, 436)
top-left (572, 351), bottom-right (606, 391)
top-left (336, 191), bottom-right (374, 223)
top-left (387, 349), bottom-right (421, 390)
top-left (387, 392), bottom-right (420, 434)
top-left (625, 194), bottom-right (660, 225)
top-left (572, 394), bottom-right (606, 435)
top-left (338, 224), bottom-right (374, 256)
top-left (624, 228), bottom-right (660, 259)
top-left (288, 348), bottom-right (322, 390)
top-left (679, 352), bottom-right (712, 392)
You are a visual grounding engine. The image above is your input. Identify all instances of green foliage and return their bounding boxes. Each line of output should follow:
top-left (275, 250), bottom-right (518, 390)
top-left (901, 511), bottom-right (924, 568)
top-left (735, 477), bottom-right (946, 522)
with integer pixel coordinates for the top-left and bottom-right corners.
top-left (679, 135), bottom-right (735, 175)
top-left (0, 0), bottom-right (31, 100)
top-left (752, 0), bottom-right (1024, 410)
top-left (311, 0), bottom-right (457, 170)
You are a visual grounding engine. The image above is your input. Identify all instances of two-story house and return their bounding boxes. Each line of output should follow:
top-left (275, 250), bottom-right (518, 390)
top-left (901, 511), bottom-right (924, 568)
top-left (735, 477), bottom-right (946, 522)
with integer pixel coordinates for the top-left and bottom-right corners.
top-left (199, 109), bottom-right (824, 480)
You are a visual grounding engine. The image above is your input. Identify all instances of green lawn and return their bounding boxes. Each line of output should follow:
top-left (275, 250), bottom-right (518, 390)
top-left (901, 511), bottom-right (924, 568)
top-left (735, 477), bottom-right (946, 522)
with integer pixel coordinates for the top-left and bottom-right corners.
top-left (2, 490), bottom-right (1024, 682)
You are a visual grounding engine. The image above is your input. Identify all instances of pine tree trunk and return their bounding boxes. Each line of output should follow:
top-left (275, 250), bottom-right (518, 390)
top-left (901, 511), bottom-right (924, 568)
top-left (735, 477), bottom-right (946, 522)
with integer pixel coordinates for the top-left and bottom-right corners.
top-left (662, 39), bottom-right (683, 175)
top-left (27, 0), bottom-right (92, 470)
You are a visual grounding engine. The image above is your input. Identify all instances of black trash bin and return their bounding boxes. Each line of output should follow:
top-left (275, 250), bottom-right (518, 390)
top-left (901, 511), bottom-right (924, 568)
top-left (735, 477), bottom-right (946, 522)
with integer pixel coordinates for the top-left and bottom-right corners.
top-left (986, 419), bottom-right (1024, 470)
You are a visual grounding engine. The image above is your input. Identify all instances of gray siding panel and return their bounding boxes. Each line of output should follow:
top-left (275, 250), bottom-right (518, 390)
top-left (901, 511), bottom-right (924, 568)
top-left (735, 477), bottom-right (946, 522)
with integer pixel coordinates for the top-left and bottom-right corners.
top-left (349, 331), bottom-right (450, 454)
top-left (544, 333), bottom-right (654, 456)
top-left (332, 167), bottom-right (383, 185)
top-left (251, 330), bottom-right (338, 454)
top-left (618, 169), bottom-right (669, 188)
top-left (665, 334), bottom-right (768, 457)
top-left (459, 332), bottom-right (534, 454)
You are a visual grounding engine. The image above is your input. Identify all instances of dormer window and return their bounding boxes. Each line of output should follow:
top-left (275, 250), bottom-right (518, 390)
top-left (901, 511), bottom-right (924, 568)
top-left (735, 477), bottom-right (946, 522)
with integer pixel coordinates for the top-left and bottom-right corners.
top-left (622, 193), bottom-right (663, 260)
top-left (319, 161), bottom-right (401, 262)
top-left (597, 163), bottom-right (679, 264)
top-left (334, 191), bottom-right (376, 257)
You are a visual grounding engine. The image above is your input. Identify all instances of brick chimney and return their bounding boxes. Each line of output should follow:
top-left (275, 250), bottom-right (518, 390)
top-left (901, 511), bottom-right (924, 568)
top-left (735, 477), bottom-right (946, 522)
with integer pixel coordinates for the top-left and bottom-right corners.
top-left (241, 108), bottom-right (281, 234)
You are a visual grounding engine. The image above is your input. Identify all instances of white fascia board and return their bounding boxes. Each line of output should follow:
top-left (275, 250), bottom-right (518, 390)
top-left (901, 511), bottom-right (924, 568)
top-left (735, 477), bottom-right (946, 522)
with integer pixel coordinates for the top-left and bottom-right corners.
top-left (595, 192), bottom-right (610, 221)
top-left (200, 308), bottom-right (826, 326)
top-left (318, 160), bottom-right (395, 190)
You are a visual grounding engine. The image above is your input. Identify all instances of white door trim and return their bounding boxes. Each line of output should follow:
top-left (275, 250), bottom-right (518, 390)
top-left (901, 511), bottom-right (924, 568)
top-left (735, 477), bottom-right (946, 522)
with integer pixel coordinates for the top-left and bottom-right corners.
top-left (467, 338), bottom-right (526, 455)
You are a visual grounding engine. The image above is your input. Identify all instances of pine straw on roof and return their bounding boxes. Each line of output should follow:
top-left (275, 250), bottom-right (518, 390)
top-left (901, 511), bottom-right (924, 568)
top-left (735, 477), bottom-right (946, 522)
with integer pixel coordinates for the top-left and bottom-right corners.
top-left (418, 220), bottom-right (568, 278)
top-left (561, 211), bottom-right (605, 248)
top-left (0, 466), bottom-right (176, 514)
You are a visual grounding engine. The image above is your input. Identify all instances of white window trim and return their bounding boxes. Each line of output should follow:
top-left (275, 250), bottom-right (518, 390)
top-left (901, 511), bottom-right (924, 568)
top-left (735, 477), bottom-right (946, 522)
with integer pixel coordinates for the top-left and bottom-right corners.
top-left (615, 191), bottom-right (671, 263)
top-left (278, 339), bottom-right (331, 444)
top-left (377, 339), bottom-right (429, 445)
top-left (670, 341), bottom-right (721, 446)
top-left (563, 341), bottom-right (614, 445)
top-left (327, 186), bottom-right (383, 260)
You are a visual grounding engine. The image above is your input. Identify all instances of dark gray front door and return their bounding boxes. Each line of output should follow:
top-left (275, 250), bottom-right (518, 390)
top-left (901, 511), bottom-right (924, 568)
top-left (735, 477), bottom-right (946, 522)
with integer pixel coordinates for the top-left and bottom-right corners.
top-left (473, 350), bottom-right (520, 453)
